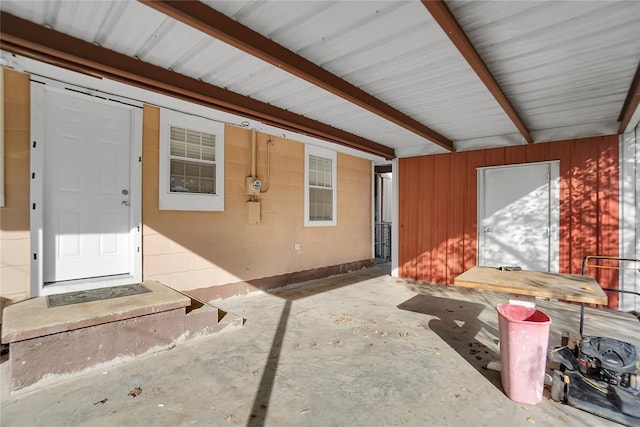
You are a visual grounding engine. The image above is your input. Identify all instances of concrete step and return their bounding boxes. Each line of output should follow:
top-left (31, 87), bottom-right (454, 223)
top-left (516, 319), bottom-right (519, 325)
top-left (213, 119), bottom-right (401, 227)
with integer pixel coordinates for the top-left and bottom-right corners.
top-left (1, 281), bottom-right (245, 392)
top-left (184, 295), bottom-right (246, 337)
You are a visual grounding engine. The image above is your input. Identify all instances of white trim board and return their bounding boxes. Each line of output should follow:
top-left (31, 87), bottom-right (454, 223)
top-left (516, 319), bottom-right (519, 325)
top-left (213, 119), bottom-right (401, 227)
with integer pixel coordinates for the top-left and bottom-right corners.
top-left (391, 158), bottom-right (399, 277)
top-left (619, 130), bottom-right (639, 311)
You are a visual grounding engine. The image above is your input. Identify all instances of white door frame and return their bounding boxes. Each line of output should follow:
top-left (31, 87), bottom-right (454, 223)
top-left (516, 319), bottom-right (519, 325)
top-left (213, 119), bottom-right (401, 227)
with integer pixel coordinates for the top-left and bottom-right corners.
top-left (30, 82), bottom-right (142, 296)
top-left (619, 130), bottom-right (639, 311)
top-left (477, 161), bottom-right (560, 273)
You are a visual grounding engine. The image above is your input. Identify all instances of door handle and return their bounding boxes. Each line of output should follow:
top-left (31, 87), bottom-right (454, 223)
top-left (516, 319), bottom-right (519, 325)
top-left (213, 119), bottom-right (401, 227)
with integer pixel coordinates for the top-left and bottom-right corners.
top-left (121, 201), bottom-right (129, 206)
top-left (484, 226), bottom-right (492, 232)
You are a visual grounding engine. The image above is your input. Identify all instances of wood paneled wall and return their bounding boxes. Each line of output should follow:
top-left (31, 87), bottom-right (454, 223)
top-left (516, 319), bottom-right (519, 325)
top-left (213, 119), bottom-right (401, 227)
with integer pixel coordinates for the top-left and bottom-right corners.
top-left (398, 135), bottom-right (620, 308)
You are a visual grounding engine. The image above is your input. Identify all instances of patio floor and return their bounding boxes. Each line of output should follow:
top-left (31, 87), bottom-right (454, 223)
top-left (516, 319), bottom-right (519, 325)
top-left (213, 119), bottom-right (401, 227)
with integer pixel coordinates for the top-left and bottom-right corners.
top-left (1, 264), bottom-right (638, 426)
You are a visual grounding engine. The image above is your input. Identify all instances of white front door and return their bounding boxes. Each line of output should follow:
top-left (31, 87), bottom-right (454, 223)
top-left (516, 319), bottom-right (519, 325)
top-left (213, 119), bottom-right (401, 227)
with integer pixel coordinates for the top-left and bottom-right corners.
top-left (477, 162), bottom-right (559, 272)
top-left (41, 89), bottom-right (134, 284)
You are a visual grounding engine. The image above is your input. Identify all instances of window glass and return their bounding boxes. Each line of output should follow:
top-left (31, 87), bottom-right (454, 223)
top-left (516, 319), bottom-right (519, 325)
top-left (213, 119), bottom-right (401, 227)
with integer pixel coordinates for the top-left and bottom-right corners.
top-left (169, 126), bottom-right (217, 194)
top-left (305, 146), bottom-right (336, 226)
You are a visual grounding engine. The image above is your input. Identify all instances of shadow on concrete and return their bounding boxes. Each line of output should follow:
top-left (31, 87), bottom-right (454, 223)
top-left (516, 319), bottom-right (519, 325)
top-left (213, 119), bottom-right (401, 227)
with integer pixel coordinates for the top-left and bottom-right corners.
top-left (397, 294), bottom-right (502, 390)
top-left (267, 263), bottom-right (390, 301)
top-left (247, 299), bottom-right (291, 427)
top-left (246, 264), bottom-right (390, 426)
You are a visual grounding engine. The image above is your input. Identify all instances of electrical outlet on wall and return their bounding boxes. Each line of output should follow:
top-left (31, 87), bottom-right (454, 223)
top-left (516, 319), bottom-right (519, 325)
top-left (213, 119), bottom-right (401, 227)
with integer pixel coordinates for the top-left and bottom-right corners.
top-left (294, 243), bottom-right (301, 252)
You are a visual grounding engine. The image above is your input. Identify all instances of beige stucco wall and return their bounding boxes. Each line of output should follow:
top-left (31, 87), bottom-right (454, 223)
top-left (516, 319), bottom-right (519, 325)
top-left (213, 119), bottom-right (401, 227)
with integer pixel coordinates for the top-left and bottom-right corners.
top-left (0, 68), bottom-right (31, 303)
top-left (142, 105), bottom-right (372, 292)
top-left (0, 74), bottom-right (372, 302)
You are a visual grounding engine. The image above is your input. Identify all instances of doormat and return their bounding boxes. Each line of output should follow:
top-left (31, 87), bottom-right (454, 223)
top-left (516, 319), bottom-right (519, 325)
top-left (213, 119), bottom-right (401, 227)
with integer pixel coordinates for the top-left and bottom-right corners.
top-left (47, 283), bottom-right (151, 308)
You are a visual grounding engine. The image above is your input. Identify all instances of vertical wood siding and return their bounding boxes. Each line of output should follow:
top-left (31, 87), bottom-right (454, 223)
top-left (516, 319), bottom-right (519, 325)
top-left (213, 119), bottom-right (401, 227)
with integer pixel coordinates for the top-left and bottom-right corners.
top-left (398, 135), bottom-right (620, 308)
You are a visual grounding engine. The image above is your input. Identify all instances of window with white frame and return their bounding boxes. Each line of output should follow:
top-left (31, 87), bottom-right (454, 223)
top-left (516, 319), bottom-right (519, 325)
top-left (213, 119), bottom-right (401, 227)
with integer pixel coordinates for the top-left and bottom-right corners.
top-left (159, 109), bottom-right (224, 211)
top-left (305, 145), bottom-right (337, 226)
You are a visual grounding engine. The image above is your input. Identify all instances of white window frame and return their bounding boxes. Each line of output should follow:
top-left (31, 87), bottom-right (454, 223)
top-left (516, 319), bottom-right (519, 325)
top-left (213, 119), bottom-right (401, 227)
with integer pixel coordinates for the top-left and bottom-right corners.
top-left (304, 145), bottom-right (337, 227)
top-left (159, 108), bottom-right (225, 211)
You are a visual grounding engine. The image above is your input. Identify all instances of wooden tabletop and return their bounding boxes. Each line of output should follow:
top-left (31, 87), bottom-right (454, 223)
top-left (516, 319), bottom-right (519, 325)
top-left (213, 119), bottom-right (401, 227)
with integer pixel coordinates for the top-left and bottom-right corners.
top-left (453, 266), bottom-right (608, 305)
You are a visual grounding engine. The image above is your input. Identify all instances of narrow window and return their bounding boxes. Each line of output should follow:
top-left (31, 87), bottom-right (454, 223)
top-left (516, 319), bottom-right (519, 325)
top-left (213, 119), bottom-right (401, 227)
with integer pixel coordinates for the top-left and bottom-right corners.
top-left (305, 145), bottom-right (337, 226)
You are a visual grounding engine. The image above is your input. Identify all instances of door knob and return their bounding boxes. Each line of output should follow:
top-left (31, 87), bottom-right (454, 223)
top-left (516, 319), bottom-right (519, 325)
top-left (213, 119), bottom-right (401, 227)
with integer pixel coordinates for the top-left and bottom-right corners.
top-left (121, 201), bottom-right (129, 206)
top-left (121, 189), bottom-right (129, 196)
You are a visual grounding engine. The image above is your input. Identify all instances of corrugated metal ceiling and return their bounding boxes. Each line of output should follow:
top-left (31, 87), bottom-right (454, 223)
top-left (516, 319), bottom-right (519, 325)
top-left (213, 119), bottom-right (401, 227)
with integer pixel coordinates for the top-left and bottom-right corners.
top-left (448, 0), bottom-right (640, 132)
top-left (1, 0), bottom-right (639, 158)
top-left (207, 0), bottom-right (516, 142)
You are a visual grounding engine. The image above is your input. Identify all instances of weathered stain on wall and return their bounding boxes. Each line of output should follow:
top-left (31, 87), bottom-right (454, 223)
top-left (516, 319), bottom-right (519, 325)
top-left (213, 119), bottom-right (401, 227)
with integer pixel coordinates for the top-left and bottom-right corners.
top-left (399, 135), bottom-right (620, 308)
top-left (142, 105), bottom-right (372, 293)
top-left (0, 68), bottom-right (31, 304)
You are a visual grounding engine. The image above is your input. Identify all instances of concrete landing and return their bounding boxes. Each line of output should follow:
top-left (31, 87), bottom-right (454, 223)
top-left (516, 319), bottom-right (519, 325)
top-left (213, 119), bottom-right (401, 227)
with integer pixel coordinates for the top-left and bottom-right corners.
top-left (221, 273), bottom-right (640, 427)
top-left (1, 266), bottom-right (638, 426)
top-left (1, 281), bottom-right (189, 344)
top-left (1, 281), bottom-right (245, 391)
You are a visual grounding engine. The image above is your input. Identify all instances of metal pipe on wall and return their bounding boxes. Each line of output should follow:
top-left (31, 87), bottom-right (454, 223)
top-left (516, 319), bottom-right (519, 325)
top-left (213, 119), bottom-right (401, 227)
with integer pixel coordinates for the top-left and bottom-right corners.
top-left (261, 137), bottom-right (274, 193)
top-left (251, 129), bottom-right (257, 177)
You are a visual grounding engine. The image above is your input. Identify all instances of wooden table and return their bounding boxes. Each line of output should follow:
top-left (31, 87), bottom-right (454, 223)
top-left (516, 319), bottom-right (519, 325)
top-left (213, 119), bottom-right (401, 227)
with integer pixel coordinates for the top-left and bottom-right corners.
top-left (453, 266), bottom-right (608, 305)
top-left (455, 266), bottom-right (609, 372)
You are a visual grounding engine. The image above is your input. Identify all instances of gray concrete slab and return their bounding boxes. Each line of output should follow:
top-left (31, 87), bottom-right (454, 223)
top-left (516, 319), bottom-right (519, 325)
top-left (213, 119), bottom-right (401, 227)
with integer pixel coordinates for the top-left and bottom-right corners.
top-left (1, 265), bottom-right (638, 426)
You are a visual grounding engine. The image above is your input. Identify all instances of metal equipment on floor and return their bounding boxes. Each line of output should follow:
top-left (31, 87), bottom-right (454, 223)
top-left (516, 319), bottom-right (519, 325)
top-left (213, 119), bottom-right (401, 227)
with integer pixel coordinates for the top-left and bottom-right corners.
top-left (549, 256), bottom-right (640, 427)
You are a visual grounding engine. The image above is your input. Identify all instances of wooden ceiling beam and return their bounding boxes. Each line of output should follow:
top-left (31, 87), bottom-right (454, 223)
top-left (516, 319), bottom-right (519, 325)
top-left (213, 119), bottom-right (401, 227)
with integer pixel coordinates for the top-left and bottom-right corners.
top-left (0, 12), bottom-right (395, 159)
top-left (422, 0), bottom-right (534, 144)
top-left (140, 0), bottom-right (454, 152)
top-left (618, 61), bottom-right (640, 133)
top-left (374, 164), bottom-right (392, 174)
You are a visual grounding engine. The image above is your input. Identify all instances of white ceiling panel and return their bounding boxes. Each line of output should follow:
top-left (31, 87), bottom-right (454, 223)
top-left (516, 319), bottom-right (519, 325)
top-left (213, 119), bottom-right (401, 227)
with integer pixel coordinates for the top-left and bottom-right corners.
top-left (448, 0), bottom-right (640, 132)
top-left (208, 0), bottom-right (518, 142)
top-left (1, 0), bottom-right (639, 158)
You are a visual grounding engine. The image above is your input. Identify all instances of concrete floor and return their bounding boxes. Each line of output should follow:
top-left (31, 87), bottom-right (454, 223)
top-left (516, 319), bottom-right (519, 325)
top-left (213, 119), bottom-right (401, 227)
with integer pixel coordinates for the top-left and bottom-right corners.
top-left (1, 264), bottom-right (638, 426)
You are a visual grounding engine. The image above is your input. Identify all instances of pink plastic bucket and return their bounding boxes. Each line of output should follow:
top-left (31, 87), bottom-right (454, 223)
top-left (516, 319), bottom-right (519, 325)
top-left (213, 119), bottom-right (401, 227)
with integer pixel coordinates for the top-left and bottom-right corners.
top-left (497, 303), bottom-right (551, 405)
